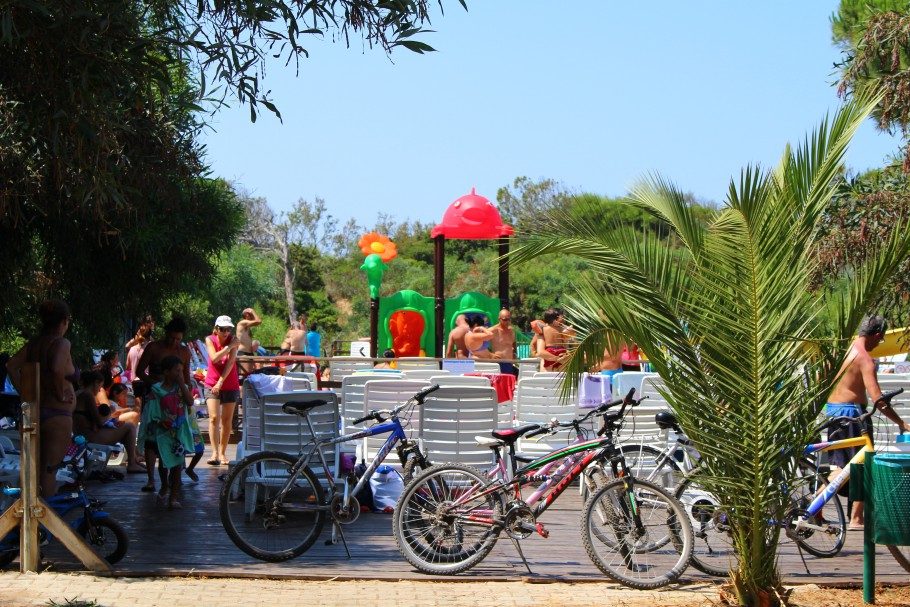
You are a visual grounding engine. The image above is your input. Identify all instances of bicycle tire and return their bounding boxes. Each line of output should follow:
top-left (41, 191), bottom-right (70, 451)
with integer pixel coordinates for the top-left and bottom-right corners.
top-left (582, 477), bottom-right (693, 589)
top-left (219, 451), bottom-right (326, 562)
top-left (402, 453), bottom-right (432, 485)
top-left (887, 545), bottom-right (910, 573)
top-left (77, 516), bottom-right (129, 564)
top-left (618, 444), bottom-right (682, 490)
top-left (393, 463), bottom-right (503, 575)
top-left (786, 460), bottom-right (846, 558)
top-left (674, 474), bottom-right (734, 577)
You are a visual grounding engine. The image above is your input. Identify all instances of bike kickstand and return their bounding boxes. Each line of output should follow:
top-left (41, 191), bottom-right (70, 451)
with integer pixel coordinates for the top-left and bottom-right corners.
top-left (795, 541), bottom-right (811, 575)
top-left (328, 522), bottom-right (352, 559)
top-left (510, 537), bottom-right (533, 574)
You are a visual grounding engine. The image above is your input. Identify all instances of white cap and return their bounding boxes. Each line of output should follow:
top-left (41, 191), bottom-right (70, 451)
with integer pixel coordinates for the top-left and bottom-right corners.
top-left (215, 315), bottom-right (234, 328)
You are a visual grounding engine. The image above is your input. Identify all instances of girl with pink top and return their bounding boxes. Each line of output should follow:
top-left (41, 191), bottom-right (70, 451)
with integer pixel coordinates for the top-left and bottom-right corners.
top-left (204, 315), bottom-right (241, 465)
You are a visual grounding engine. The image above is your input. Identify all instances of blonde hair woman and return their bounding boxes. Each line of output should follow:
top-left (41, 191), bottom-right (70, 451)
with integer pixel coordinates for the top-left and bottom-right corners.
top-left (204, 315), bottom-right (240, 465)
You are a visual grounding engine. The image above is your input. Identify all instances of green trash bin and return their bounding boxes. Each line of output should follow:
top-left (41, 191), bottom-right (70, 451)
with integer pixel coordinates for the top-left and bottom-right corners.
top-left (871, 453), bottom-right (910, 546)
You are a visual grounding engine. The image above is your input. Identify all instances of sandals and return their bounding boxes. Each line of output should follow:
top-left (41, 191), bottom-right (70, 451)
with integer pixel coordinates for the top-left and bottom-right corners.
top-left (168, 500), bottom-right (183, 510)
top-left (140, 482), bottom-right (155, 493)
top-left (155, 492), bottom-right (168, 506)
top-left (206, 458), bottom-right (220, 466)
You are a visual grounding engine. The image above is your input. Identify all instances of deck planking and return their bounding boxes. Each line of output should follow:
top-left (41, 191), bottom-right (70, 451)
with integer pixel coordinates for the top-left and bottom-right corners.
top-left (15, 445), bottom-right (910, 584)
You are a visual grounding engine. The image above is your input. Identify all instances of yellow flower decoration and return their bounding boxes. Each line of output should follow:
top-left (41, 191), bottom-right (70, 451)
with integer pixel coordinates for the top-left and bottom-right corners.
top-left (358, 232), bottom-right (398, 262)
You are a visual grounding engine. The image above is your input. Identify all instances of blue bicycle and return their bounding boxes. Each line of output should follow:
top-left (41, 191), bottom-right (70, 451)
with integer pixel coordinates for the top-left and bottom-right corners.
top-left (0, 441), bottom-right (128, 567)
top-left (219, 384), bottom-right (440, 562)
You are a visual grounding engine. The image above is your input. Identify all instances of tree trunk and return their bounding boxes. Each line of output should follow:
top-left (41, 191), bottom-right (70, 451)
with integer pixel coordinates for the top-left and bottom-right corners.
top-left (280, 235), bottom-right (297, 325)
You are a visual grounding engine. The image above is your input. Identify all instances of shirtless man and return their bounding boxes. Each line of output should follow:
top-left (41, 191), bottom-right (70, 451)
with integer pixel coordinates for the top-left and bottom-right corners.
top-left (464, 314), bottom-right (496, 359)
top-left (236, 307), bottom-right (262, 374)
top-left (826, 315), bottom-right (908, 528)
top-left (135, 317), bottom-right (192, 493)
top-left (280, 314), bottom-right (308, 355)
top-left (599, 339), bottom-right (625, 378)
top-left (540, 308), bottom-right (571, 370)
top-left (491, 309), bottom-right (517, 375)
top-left (445, 314), bottom-right (470, 358)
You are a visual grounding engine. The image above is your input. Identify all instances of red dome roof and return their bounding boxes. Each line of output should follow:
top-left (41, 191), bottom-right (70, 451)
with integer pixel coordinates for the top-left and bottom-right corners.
top-left (430, 188), bottom-right (514, 240)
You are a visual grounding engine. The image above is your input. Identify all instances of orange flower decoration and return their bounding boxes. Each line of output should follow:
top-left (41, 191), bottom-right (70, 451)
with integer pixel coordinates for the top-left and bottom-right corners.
top-left (358, 232), bottom-right (398, 262)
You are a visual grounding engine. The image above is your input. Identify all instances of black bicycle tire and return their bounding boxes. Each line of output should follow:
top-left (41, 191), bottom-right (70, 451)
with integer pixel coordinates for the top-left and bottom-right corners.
top-left (789, 460), bottom-right (846, 558)
top-left (582, 477), bottom-right (694, 589)
top-left (402, 453), bottom-right (432, 485)
top-left (219, 451), bottom-right (326, 562)
top-left (887, 545), bottom-right (910, 573)
top-left (77, 516), bottom-right (129, 564)
top-left (673, 474), bottom-right (733, 577)
top-left (393, 462), bottom-right (502, 575)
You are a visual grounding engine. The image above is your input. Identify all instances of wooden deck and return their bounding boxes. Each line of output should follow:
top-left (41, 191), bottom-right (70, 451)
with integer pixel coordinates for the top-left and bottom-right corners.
top-left (20, 446), bottom-right (910, 584)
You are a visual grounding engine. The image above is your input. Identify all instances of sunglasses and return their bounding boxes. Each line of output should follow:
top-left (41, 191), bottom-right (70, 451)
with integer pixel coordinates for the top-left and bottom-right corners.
top-left (216, 326), bottom-right (232, 332)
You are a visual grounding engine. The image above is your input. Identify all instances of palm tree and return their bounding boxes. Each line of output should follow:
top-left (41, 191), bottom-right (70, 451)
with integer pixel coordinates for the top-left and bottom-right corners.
top-left (510, 96), bottom-right (910, 607)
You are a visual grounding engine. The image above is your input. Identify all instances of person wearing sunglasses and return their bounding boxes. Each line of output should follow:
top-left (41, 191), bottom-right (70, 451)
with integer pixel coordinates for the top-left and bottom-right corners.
top-left (203, 315), bottom-right (240, 466)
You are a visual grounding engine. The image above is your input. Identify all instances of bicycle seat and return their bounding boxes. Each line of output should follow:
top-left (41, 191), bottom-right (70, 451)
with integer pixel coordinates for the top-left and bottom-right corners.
top-left (282, 400), bottom-right (331, 416)
top-left (655, 411), bottom-right (680, 431)
top-left (491, 424), bottom-right (541, 444)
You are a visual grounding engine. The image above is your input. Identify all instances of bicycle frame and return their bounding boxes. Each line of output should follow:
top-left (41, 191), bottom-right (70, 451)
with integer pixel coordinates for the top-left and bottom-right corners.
top-left (291, 413), bottom-right (409, 511)
top-left (800, 433), bottom-right (872, 518)
top-left (453, 437), bottom-right (615, 526)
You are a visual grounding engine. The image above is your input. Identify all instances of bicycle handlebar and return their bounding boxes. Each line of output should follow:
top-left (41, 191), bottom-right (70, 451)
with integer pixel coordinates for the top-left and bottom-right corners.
top-left (817, 388), bottom-right (904, 432)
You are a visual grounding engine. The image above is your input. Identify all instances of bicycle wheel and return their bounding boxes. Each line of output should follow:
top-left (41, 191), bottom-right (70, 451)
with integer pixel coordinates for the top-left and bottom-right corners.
top-left (394, 463), bottom-right (503, 575)
top-left (785, 461), bottom-right (846, 558)
top-left (402, 453), bottom-right (432, 484)
top-left (887, 545), bottom-right (910, 573)
top-left (77, 516), bottom-right (129, 564)
top-left (582, 477), bottom-right (693, 589)
top-left (220, 451), bottom-right (326, 562)
top-left (674, 475), bottom-right (735, 577)
top-left (619, 444), bottom-right (682, 490)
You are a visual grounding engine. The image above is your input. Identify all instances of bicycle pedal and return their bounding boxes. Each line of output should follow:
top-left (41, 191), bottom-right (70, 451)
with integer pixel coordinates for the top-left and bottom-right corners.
top-left (535, 523), bottom-right (549, 538)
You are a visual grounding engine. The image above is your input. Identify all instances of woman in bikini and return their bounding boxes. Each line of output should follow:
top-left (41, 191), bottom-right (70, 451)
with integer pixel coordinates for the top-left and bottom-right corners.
top-left (6, 300), bottom-right (77, 496)
top-left (463, 314), bottom-right (496, 359)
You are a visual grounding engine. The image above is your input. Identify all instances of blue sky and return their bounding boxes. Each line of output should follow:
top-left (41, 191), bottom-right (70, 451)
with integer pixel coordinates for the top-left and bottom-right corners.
top-left (200, 1), bottom-right (901, 224)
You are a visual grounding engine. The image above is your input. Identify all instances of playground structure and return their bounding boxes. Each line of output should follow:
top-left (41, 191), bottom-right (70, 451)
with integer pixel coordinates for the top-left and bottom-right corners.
top-left (362, 189), bottom-right (514, 357)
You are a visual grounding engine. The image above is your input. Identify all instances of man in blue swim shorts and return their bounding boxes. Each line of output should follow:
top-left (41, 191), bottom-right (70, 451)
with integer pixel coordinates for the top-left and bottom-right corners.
top-left (826, 314), bottom-right (908, 528)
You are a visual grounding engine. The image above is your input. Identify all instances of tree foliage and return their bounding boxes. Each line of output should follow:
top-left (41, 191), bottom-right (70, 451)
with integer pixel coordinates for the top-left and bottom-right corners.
top-left (833, 2), bottom-right (910, 165)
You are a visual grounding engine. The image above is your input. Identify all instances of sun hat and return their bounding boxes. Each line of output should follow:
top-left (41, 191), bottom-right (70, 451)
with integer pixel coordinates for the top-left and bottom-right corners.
top-left (215, 315), bottom-right (235, 328)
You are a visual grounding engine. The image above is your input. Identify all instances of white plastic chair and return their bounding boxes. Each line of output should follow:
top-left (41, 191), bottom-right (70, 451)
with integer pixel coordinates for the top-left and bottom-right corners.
top-left (360, 379), bottom-right (430, 468)
top-left (472, 361), bottom-right (502, 373)
top-left (329, 357), bottom-right (374, 384)
top-left (616, 376), bottom-right (670, 449)
top-left (873, 376), bottom-right (910, 451)
top-left (419, 386), bottom-right (499, 467)
top-left (513, 376), bottom-right (577, 456)
top-left (401, 369), bottom-right (450, 380)
top-left (396, 357), bottom-right (440, 371)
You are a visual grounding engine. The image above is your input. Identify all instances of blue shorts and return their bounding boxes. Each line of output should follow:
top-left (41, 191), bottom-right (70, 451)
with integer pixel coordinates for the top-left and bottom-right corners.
top-left (824, 402), bottom-right (866, 469)
top-left (600, 369), bottom-right (623, 378)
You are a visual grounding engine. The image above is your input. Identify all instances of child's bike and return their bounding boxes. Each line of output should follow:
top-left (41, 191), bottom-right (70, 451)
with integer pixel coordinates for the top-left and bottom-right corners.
top-left (0, 441), bottom-right (129, 567)
top-left (219, 384), bottom-right (440, 562)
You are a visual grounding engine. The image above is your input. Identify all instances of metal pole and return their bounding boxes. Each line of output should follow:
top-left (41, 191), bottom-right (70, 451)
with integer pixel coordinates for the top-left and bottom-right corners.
top-left (863, 451), bottom-right (876, 605)
top-left (369, 297), bottom-right (379, 358)
top-left (434, 235), bottom-right (445, 357)
top-left (498, 237), bottom-right (510, 311)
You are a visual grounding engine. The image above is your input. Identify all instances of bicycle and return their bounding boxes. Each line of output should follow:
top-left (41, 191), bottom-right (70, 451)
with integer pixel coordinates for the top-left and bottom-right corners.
top-left (0, 440), bottom-right (129, 567)
top-left (673, 387), bottom-right (908, 577)
top-left (393, 390), bottom-right (694, 589)
top-left (219, 384), bottom-right (440, 562)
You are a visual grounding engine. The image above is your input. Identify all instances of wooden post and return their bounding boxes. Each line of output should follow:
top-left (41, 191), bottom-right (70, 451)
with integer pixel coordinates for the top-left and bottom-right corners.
top-left (0, 362), bottom-right (112, 573)
top-left (18, 363), bottom-right (41, 572)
